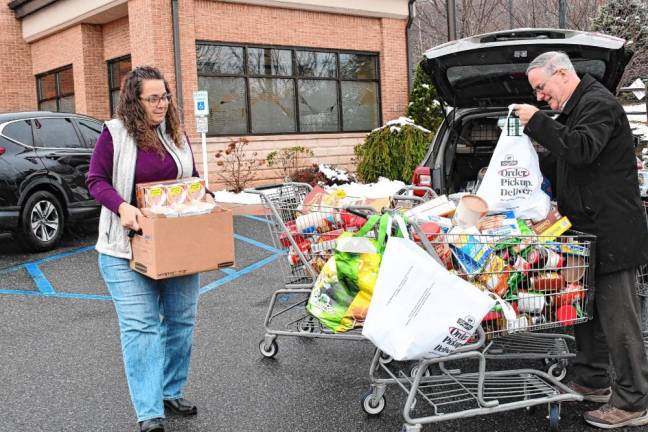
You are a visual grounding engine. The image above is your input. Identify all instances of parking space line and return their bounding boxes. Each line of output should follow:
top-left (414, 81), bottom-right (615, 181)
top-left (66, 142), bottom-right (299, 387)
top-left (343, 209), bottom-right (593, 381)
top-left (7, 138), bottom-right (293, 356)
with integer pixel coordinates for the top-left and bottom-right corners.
top-left (242, 214), bottom-right (270, 224)
top-left (200, 253), bottom-right (280, 294)
top-left (25, 263), bottom-right (55, 295)
top-left (234, 233), bottom-right (282, 254)
top-left (0, 245), bottom-right (95, 274)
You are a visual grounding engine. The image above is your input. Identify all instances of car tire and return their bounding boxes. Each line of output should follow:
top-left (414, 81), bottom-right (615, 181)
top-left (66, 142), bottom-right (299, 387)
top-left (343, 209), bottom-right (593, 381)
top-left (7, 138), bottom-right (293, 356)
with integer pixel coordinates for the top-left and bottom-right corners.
top-left (20, 191), bottom-right (65, 252)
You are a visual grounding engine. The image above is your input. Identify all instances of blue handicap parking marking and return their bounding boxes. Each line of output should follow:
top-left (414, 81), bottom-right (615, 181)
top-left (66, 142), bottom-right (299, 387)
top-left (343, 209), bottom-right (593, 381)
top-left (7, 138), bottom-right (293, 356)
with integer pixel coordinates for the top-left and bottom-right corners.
top-left (0, 216), bottom-right (282, 300)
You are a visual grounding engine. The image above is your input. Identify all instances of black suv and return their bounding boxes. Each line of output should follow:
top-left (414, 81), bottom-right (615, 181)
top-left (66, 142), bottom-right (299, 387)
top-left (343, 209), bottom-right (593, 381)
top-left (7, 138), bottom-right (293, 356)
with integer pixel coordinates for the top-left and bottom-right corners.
top-left (412, 28), bottom-right (630, 195)
top-left (0, 111), bottom-right (102, 251)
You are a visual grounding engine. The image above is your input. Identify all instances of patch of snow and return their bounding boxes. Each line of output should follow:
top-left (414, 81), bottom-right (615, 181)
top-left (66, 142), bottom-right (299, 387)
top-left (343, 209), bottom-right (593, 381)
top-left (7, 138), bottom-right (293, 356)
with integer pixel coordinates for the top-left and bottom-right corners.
top-left (371, 116), bottom-right (431, 134)
top-left (213, 190), bottom-right (262, 204)
top-left (328, 177), bottom-right (406, 199)
top-left (389, 126), bottom-right (401, 133)
top-left (319, 164), bottom-right (350, 182)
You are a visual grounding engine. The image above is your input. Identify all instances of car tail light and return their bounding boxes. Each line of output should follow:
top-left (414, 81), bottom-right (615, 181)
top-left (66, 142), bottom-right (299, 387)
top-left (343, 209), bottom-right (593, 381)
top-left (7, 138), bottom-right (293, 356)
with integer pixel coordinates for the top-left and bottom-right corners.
top-left (411, 166), bottom-right (432, 197)
top-left (0, 147), bottom-right (5, 156)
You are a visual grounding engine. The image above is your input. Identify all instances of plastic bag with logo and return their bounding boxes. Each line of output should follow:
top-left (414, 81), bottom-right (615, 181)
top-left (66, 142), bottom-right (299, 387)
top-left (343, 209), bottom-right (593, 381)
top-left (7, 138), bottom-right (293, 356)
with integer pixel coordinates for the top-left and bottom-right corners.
top-left (476, 105), bottom-right (550, 221)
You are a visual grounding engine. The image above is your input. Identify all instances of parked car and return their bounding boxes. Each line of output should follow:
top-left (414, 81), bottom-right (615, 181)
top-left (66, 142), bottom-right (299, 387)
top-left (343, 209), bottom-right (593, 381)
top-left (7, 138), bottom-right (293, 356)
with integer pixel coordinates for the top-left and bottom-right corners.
top-left (0, 111), bottom-right (102, 251)
top-left (411, 28), bottom-right (631, 196)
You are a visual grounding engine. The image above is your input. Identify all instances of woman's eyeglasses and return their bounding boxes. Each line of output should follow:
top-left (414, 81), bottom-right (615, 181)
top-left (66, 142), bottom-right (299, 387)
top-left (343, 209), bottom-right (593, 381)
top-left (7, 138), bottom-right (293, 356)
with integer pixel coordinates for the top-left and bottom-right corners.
top-left (140, 93), bottom-right (172, 106)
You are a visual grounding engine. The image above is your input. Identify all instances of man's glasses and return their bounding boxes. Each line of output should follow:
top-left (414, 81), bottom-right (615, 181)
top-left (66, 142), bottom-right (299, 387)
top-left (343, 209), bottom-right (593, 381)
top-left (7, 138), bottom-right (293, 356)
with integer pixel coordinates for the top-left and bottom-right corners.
top-left (532, 70), bottom-right (561, 96)
top-left (140, 93), bottom-right (172, 106)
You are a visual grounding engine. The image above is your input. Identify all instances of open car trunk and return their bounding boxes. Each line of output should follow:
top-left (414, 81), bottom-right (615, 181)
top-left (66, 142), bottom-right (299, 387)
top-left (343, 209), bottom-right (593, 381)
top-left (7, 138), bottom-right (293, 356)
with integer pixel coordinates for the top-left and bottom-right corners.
top-left (428, 109), bottom-right (551, 196)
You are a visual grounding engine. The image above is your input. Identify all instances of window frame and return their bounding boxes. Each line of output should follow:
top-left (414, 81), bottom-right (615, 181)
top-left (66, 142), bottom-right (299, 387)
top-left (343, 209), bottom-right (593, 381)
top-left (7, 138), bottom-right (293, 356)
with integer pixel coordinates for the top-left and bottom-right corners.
top-left (107, 55), bottom-right (132, 117)
top-left (196, 41), bottom-right (382, 137)
top-left (36, 65), bottom-right (75, 113)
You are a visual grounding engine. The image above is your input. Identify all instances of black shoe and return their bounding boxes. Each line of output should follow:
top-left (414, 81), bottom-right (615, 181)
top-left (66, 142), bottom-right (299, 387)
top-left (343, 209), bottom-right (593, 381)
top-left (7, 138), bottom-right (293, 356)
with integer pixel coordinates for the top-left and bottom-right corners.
top-left (164, 398), bottom-right (198, 416)
top-left (139, 418), bottom-right (164, 432)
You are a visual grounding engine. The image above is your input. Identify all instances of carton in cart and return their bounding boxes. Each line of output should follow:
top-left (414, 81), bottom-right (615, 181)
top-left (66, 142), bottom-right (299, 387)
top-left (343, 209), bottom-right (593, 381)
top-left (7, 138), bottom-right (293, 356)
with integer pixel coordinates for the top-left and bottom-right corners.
top-left (130, 206), bottom-right (235, 279)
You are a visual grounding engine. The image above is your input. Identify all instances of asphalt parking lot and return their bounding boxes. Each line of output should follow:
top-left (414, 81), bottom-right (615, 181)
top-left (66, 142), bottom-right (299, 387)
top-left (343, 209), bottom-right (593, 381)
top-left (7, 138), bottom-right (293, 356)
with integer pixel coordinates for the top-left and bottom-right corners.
top-left (0, 216), bottom-right (642, 432)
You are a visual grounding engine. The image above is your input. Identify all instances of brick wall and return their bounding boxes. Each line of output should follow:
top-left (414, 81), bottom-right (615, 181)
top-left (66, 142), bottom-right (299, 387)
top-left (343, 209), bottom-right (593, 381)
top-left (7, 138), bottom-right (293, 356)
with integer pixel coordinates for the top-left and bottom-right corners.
top-left (0, 2), bottom-right (36, 111)
top-left (103, 16), bottom-right (130, 61)
top-left (184, 1), bottom-right (409, 189)
top-left (128, 0), bottom-right (176, 90)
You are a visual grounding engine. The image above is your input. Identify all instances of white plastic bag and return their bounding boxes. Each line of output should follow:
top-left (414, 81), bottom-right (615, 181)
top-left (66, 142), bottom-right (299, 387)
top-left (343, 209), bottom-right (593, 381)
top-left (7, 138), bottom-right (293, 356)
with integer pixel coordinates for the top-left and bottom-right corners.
top-left (362, 236), bottom-right (496, 361)
top-left (476, 105), bottom-right (550, 221)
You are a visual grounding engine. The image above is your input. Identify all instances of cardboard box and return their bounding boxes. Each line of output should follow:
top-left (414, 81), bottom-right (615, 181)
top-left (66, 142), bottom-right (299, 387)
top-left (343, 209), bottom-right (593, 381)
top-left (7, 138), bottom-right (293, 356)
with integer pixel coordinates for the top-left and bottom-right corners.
top-left (129, 206), bottom-right (235, 279)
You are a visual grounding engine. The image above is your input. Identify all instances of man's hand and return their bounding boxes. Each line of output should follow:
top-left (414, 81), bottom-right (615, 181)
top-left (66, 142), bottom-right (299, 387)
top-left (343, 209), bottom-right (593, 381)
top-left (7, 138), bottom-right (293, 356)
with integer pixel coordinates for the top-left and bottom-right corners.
top-left (512, 104), bottom-right (539, 125)
top-left (118, 202), bottom-right (142, 232)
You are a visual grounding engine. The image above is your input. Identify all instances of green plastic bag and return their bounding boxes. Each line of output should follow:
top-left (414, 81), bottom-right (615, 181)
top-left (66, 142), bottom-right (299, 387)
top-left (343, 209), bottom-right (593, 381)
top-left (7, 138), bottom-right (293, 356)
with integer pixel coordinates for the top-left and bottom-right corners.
top-left (306, 213), bottom-right (391, 333)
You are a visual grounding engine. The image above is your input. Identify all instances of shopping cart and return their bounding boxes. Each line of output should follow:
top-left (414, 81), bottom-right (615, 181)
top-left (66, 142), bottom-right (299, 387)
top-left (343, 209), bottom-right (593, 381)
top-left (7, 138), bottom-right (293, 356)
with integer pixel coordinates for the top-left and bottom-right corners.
top-left (391, 192), bottom-right (580, 380)
top-left (361, 223), bottom-right (596, 432)
top-left (246, 183), bottom-right (385, 358)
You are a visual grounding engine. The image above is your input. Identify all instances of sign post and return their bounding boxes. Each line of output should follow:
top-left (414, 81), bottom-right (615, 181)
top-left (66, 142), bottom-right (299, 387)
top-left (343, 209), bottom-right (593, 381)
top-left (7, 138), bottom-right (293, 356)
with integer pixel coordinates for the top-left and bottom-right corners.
top-left (193, 90), bottom-right (210, 188)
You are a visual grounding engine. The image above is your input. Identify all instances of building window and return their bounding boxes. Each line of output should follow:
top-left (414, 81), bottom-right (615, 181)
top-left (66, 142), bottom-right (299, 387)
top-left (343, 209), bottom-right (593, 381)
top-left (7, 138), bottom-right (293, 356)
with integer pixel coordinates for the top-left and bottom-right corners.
top-left (196, 43), bottom-right (381, 136)
top-left (37, 66), bottom-right (75, 113)
top-left (108, 56), bottom-right (132, 116)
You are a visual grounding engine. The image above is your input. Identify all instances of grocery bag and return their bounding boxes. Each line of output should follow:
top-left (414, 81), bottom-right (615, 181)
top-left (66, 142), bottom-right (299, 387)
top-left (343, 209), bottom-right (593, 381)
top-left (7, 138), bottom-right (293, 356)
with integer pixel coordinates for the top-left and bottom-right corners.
top-left (362, 235), bottom-right (496, 360)
top-left (306, 213), bottom-right (392, 333)
top-left (476, 105), bottom-right (550, 221)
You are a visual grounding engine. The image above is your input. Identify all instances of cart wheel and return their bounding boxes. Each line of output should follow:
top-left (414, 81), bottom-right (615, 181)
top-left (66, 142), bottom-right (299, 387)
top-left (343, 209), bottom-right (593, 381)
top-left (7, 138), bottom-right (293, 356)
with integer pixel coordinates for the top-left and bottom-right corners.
top-left (297, 317), bottom-right (315, 333)
top-left (409, 364), bottom-right (431, 379)
top-left (259, 339), bottom-right (278, 358)
top-left (547, 403), bottom-right (560, 432)
top-left (361, 391), bottom-right (386, 416)
top-left (379, 353), bottom-right (393, 365)
top-left (548, 363), bottom-right (567, 381)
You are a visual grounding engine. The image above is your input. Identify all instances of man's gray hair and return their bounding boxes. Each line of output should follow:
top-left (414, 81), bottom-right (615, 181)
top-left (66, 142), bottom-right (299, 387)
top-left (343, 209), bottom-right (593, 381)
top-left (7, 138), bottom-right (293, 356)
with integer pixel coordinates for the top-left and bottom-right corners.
top-left (526, 51), bottom-right (575, 75)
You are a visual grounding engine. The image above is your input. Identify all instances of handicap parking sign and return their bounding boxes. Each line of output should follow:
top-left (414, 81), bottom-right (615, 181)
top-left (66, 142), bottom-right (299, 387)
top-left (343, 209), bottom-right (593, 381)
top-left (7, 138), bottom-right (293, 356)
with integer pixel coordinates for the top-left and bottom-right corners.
top-left (193, 91), bottom-right (209, 116)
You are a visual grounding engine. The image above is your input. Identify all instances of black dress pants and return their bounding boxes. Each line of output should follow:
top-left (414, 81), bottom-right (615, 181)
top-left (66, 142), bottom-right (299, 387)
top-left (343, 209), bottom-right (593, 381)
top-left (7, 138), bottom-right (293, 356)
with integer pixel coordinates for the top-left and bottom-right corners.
top-left (572, 267), bottom-right (648, 412)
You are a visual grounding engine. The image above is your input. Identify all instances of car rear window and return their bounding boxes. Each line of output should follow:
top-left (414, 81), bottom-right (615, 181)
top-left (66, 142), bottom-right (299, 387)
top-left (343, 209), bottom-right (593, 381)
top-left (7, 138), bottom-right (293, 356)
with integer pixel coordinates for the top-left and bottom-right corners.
top-left (3, 120), bottom-right (34, 146)
top-left (76, 118), bottom-right (102, 148)
top-left (33, 118), bottom-right (82, 149)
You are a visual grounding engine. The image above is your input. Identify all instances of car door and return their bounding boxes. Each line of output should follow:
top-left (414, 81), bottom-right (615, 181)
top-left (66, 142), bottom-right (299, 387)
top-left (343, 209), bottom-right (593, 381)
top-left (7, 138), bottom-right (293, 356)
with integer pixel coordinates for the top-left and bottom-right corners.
top-left (0, 119), bottom-right (44, 208)
top-left (32, 116), bottom-right (95, 205)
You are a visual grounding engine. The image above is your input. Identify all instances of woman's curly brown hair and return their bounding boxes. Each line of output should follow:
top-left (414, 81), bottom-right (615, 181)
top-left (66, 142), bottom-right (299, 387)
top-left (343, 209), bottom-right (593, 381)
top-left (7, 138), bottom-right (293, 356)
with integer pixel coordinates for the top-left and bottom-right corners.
top-left (115, 66), bottom-right (184, 154)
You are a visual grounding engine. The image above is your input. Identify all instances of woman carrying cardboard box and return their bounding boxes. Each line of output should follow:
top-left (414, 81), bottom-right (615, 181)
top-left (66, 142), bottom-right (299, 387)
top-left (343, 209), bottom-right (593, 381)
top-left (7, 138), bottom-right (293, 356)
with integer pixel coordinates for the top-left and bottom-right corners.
top-left (87, 66), bottom-right (211, 432)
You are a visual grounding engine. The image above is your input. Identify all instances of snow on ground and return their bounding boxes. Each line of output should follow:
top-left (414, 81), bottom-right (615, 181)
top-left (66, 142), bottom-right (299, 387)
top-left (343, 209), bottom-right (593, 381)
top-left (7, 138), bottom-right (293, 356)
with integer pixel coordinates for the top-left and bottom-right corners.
top-left (213, 177), bottom-right (406, 205)
top-left (624, 103), bottom-right (648, 142)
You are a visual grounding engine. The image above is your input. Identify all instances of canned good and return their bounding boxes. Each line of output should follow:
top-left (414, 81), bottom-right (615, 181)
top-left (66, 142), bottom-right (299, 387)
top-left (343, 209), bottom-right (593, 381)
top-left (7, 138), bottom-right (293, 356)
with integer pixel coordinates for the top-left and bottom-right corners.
top-left (530, 272), bottom-right (565, 292)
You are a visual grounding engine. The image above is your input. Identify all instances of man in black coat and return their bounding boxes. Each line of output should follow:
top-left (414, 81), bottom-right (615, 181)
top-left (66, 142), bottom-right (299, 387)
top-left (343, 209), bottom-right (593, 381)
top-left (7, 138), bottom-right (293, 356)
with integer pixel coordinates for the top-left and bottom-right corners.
top-left (514, 51), bottom-right (648, 429)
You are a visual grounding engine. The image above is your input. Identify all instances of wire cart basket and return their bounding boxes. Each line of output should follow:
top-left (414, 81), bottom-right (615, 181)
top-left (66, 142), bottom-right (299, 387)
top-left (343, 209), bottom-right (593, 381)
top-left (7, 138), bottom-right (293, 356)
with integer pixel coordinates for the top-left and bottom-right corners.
top-left (361, 222), bottom-right (596, 432)
top-left (246, 183), bottom-right (383, 358)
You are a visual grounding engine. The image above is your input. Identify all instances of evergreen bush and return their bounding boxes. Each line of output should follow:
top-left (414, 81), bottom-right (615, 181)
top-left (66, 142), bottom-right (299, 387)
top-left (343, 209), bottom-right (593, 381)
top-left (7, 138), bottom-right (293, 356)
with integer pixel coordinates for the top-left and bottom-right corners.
top-left (406, 63), bottom-right (444, 133)
top-left (354, 118), bottom-right (432, 183)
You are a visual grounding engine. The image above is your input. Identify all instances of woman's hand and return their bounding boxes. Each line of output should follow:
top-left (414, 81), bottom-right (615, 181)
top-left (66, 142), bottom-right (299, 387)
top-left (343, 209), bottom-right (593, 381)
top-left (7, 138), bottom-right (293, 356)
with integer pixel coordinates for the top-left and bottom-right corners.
top-left (204, 193), bottom-right (216, 204)
top-left (118, 202), bottom-right (143, 232)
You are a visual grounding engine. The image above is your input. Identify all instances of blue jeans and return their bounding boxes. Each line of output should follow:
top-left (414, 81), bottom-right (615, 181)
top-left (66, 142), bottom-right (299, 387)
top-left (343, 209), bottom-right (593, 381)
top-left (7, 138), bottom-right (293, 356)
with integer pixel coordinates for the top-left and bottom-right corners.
top-left (99, 253), bottom-right (200, 422)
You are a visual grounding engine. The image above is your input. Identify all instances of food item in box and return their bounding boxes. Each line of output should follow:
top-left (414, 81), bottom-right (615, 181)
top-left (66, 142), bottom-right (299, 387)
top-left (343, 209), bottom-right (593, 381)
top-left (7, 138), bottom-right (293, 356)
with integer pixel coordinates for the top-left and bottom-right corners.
top-left (535, 216), bottom-right (572, 242)
top-left (448, 226), bottom-right (493, 275)
top-left (516, 291), bottom-right (545, 314)
top-left (556, 305), bottom-right (578, 325)
top-left (404, 195), bottom-right (456, 220)
top-left (412, 222), bottom-right (441, 242)
top-left (476, 255), bottom-right (510, 297)
top-left (477, 211), bottom-right (519, 242)
top-left (530, 272), bottom-right (565, 292)
top-left (563, 255), bottom-right (586, 282)
top-left (143, 184), bottom-right (167, 208)
top-left (186, 178), bottom-right (206, 202)
top-left (554, 283), bottom-right (585, 307)
top-left (165, 182), bottom-right (187, 206)
top-left (531, 205), bottom-right (562, 235)
top-left (295, 212), bottom-right (339, 234)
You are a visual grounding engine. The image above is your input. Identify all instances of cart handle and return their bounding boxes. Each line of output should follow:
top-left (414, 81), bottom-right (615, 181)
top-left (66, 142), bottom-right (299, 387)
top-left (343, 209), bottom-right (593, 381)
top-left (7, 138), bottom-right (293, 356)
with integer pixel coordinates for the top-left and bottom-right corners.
top-left (244, 182), bottom-right (313, 194)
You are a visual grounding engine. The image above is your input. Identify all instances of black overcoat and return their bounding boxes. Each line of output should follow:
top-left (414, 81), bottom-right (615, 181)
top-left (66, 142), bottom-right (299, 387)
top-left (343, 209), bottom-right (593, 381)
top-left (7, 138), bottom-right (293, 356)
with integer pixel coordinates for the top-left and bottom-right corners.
top-left (525, 74), bottom-right (648, 274)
